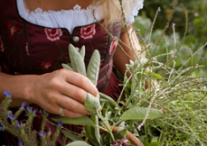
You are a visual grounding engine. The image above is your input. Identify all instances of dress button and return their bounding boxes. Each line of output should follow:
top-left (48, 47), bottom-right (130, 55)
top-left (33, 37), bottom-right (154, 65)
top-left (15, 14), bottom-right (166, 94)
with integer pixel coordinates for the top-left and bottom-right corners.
top-left (73, 36), bottom-right (80, 42)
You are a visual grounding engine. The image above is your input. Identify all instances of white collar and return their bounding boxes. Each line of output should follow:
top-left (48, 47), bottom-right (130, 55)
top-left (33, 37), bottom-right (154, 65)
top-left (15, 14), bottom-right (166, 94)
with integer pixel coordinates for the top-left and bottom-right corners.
top-left (17, 0), bottom-right (103, 33)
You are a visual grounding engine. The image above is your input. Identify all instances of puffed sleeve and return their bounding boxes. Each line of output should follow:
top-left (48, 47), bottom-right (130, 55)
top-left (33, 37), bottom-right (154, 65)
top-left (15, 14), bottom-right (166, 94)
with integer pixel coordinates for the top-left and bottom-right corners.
top-left (126, 0), bottom-right (144, 25)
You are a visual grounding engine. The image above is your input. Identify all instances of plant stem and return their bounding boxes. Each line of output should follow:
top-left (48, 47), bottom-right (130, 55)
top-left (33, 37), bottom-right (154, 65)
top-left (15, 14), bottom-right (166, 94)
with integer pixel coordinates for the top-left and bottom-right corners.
top-left (97, 112), bottom-right (115, 141)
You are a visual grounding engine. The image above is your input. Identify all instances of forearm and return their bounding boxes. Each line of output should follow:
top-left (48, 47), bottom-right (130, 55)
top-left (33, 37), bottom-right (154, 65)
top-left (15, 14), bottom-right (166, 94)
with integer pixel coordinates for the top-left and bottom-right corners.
top-left (113, 25), bottom-right (142, 75)
top-left (0, 72), bottom-right (36, 107)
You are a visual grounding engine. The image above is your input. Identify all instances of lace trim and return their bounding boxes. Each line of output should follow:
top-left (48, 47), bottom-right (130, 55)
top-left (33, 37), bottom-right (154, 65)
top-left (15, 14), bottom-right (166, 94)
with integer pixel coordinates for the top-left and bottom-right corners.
top-left (17, 0), bottom-right (144, 33)
top-left (17, 0), bottom-right (103, 33)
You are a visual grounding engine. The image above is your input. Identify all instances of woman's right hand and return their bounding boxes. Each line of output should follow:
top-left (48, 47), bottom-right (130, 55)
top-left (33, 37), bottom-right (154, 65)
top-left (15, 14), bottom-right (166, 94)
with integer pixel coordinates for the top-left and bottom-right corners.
top-left (29, 69), bottom-right (99, 118)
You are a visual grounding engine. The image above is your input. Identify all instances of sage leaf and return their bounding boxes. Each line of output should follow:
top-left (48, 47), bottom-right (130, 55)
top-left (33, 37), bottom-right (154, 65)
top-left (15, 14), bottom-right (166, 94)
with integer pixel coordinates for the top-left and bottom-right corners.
top-left (52, 116), bottom-right (94, 126)
top-left (69, 44), bottom-right (86, 76)
top-left (91, 115), bottom-right (100, 144)
top-left (66, 141), bottom-right (91, 146)
top-left (62, 130), bottom-right (83, 141)
top-left (120, 106), bottom-right (163, 120)
top-left (87, 50), bottom-right (100, 86)
top-left (85, 125), bottom-right (101, 146)
top-left (79, 45), bottom-right (85, 59)
top-left (62, 63), bottom-right (74, 71)
top-left (85, 93), bottom-right (100, 114)
top-left (100, 93), bottom-right (119, 109)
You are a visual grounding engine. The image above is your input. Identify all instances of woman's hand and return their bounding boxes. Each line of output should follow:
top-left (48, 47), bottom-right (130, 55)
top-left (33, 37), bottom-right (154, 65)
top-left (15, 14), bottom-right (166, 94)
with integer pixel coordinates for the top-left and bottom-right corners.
top-left (30, 69), bottom-right (99, 118)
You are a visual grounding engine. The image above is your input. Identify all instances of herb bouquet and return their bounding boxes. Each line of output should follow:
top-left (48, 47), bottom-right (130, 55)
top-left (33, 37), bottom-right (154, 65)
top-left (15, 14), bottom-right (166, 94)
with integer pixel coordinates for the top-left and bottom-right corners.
top-left (0, 43), bottom-right (162, 146)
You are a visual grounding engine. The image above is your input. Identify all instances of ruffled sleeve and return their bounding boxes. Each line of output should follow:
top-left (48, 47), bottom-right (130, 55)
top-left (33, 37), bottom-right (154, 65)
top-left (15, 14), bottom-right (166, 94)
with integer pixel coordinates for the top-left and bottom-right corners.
top-left (127, 0), bottom-right (144, 24)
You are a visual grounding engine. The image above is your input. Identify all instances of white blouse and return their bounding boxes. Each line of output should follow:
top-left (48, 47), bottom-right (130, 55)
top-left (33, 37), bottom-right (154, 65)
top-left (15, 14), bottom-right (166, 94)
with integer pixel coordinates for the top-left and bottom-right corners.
top-left (17, 0), bottom-right (144, 34)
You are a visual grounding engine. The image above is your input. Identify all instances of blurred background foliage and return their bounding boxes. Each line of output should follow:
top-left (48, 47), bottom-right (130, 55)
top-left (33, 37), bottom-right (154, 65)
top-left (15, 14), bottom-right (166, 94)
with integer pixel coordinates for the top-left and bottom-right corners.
top-left (134, 0), bottom-right (207, 76)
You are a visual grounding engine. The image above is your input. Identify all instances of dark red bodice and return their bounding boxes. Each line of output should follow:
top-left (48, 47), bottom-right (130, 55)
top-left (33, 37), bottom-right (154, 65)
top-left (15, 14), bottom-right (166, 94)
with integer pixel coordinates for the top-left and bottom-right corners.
top-left (0, 0), bottom-right (123, 145)
top-left (0, 0), bottom-right (122, 92)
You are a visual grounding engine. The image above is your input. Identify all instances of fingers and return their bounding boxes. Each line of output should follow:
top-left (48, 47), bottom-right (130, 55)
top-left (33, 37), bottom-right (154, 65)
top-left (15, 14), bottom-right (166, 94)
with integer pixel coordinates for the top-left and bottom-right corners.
top-left (56, 94), bottom-right (91, 115)
top-left (48, 104), bottom-right (84, 118)
top-left (42, 99), bottom-right (87, 118)
top-left (34, 69), bottom-right (100, 118)
top-left (63, 108), bottom-right (85, 118)
top-left (62, 69), bottom-right (99, 98)
top-left (59, 81), bottom-right (87, 104)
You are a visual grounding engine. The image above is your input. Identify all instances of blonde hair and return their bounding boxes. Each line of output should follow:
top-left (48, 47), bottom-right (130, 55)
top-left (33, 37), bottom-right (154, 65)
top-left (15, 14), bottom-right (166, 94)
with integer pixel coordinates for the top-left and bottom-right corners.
top-left (93, 0), bottom-right (138, 24)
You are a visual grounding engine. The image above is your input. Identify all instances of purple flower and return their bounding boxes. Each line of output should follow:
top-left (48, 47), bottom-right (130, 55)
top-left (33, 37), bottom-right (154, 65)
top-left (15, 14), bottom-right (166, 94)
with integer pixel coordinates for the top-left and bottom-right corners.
top-left (110, 137), bottom-right (129, 146)
top-left (16, 121), bottom-right (23, 128)
top-left (26, 106), bottom-right (31, 112)
top-left (8, 113), bottom-right (15, 119)
top-left (16, 122), bottom-right (20, 128)
top-left (4, 91), bottom-right (11, 98)
top-left (57, 121), bottom-right (62, 127)
top-left (42, 110), bottom-right (46, 115)
top-left (0, 124), bottom-right (4, 131)
top-left (39, 131), bottom-right (46, 137)
top-left (33, 109), bottom-right (37, 115)
top-left (18, 139), bottom-right (23, 146)
top-left (21, 102), bottom-right (26, 108)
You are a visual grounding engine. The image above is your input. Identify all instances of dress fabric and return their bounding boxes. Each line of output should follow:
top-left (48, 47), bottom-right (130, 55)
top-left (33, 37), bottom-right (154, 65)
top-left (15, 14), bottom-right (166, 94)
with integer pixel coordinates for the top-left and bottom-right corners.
top-left (0, 0), bottom-right (143, 145)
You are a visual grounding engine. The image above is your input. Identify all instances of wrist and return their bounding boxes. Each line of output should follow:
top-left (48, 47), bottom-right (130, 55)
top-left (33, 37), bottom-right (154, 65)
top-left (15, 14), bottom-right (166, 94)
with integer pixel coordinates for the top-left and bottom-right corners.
top-left (23, 74), bottom-right (40, 104)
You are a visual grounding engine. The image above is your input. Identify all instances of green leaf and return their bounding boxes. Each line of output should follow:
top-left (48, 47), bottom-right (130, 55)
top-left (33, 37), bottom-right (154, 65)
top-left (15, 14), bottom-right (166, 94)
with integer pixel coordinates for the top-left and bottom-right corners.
top-left (91, 115), bottom-right (101, 144)
top-left (147, 72), bottom-right (162, 79)
top-left (120, 106), bottom-right (163, 120)
top-left (100, 93), bottom-right (119, 109)
top-left (85, 93), bottom-right (100, 114)
top-left (85, 125), bottom-right (101, 146)
top-left (69, 44), bottom-right (86, 76)
top-left (62, 63), bottom-right (74, 71)
top-left (66, 141), bottom-right (91, 146)
top-left (79, 45), bottom-right (85, 59)
top-left (62, 130), bottom-right (83, 141)
top-left (52, 116), bottom-right (94, 126)
top-left (87, 50), bottom-right (100, 85)
top-left (114, 128), bottom-right (127, 140)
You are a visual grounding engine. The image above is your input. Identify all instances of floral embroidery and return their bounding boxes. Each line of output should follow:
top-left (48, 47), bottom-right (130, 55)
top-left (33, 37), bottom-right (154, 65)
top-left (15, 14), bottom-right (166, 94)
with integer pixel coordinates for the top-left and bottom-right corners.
top-left (25, 43), bottom-right (29, 56)
top-left (0, 36), bottom-right (4, 52)
top-left (45, 28), bottom-right (63, 41)
top-left (41, 61), bottom-right (54, 72)
top-left (80, 24), bottom-right (96, 39)
top-left (7, 24), bottom-right (18, 39)
top-left (109, 37), bottom-right (118, 55)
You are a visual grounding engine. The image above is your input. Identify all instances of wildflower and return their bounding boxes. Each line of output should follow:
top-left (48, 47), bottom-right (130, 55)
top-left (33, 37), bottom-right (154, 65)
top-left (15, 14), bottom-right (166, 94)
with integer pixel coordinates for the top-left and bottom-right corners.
top-left (33, 109), bottom-right (37, 115)
top-left (8, 113), bottom-right (15, 119)
top-left (0, 124), bottom-right (4, 131)
top-left (21, 102), bottom-right (26, 108)
top-left (16, 121), bottom-right (23, 128)
top-left (158, 7), bottom-right (161, 11)
top-left (18, 139), bottom-right (23, 146)
top-left (42, 110), bottom-right (46, 115)
top-left (26, 106), bottom-right (31, 112)
top-left (110, 137), bottom-right (129, 146)
top-left (39, 131), bottom-right (46, 137)
top-left (4, 91), bottom-right (11, 98)
top-left (57, 121), bottom-right (62, 127)
top-left (16, 122), bottom-right (20, 128)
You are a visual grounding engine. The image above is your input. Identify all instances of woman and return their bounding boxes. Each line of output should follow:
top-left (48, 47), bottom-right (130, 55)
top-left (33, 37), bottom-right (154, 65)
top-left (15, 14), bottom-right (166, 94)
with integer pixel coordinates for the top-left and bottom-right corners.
top-left (0, 0), bottom-right (144, 145)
